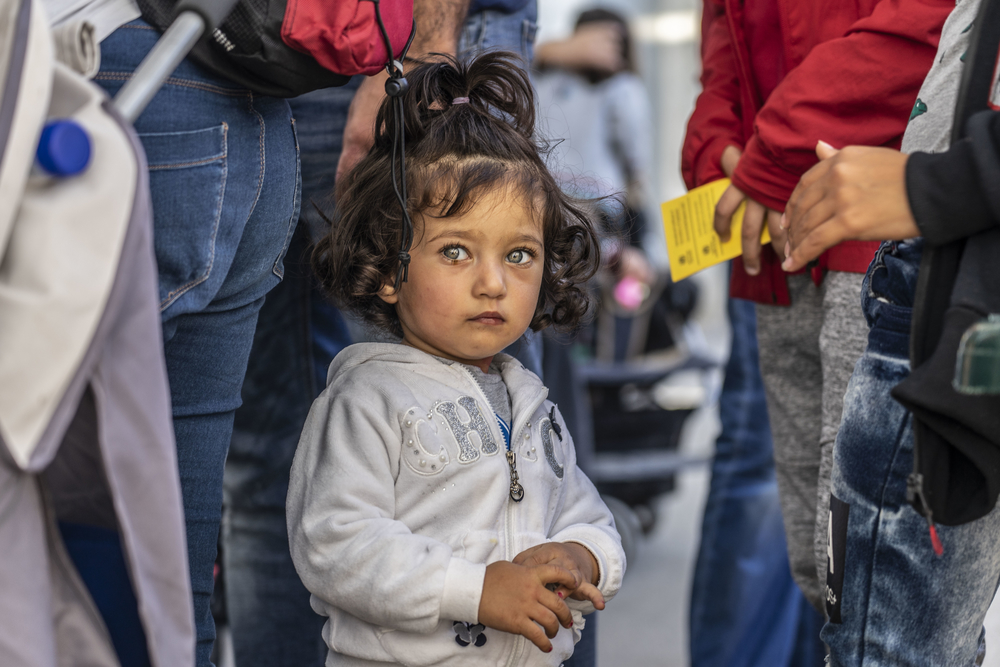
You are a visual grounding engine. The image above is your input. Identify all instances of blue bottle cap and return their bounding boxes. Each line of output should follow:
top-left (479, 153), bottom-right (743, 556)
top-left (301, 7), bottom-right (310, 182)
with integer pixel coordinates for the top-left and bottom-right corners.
top-left (36, 119), bottom-right (91, 177)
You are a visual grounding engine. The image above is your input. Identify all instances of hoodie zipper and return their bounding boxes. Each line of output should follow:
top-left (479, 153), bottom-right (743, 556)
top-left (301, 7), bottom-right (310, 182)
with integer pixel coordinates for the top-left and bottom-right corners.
top-left (503, 495), bottom-right (526, 667)
top-left (455, 365), bottom-right (546, 503)
top-left (505, 635), bottom-right (525, 667)
top-left (455, 365), bottom-right (544, 667)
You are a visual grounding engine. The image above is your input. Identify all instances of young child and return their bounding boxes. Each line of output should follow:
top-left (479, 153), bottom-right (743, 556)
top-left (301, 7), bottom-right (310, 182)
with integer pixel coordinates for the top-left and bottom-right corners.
top-left (286, 52), bottom-right (625, 666)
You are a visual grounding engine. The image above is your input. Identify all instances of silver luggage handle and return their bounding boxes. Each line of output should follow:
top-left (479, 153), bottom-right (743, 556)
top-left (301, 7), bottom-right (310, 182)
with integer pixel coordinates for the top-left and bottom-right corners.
top-left (112, 0), bottom-right (240, 123)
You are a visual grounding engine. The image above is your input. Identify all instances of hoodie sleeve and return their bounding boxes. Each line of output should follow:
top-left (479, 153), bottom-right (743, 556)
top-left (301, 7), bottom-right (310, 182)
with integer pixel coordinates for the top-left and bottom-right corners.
top-left (545, 404), bottom-right (626, 612)
top-left (286, 374), bottom-right (486, 633)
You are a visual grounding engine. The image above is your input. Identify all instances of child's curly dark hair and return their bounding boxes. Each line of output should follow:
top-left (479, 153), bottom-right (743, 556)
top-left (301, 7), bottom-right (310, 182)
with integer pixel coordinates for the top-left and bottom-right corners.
top-left (313, 51), bottom-right (603, 339)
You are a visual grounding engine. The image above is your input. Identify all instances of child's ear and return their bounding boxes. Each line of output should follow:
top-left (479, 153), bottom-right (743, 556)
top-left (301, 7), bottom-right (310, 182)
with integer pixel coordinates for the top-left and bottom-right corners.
top-left (377, 280), bottom-right (399, 304)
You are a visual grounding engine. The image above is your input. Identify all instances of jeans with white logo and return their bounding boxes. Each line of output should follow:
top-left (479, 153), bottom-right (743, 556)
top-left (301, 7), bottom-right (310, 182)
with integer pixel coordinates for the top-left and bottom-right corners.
top-left (823, 240), bottom-right (1000, 666)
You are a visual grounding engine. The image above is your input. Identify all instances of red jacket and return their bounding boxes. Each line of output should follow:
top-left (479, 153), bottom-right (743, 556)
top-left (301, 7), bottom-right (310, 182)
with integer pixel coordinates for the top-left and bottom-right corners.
top-left (681, 0), bottom-right (952, 304)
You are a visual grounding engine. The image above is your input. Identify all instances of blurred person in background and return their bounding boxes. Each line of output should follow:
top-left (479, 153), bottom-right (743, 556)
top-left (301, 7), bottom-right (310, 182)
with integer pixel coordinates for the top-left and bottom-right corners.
top-left (685, 0), bottom-right (953, 649)
top-left (532, 6), bottom-right (657, 358)
top-left (532, 4), bottom-right (659, 488)
top-left (534, 8), bottom-right (653, 255)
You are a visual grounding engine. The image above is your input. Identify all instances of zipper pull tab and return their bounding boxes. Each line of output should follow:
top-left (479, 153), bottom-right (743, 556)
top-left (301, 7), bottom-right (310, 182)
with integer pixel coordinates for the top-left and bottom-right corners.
top-left (506, 451), bottom-right (524, 502)
top-left (907, 472), bottom-right (943, 557)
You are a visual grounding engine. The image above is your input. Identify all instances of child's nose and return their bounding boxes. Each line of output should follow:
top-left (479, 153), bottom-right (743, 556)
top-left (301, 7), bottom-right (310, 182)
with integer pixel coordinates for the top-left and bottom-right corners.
top-left (474, 260), bottom-right (506, 298)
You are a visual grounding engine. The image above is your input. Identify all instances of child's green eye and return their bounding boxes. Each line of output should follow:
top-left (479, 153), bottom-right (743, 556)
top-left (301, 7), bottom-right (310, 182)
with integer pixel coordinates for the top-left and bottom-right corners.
top-left (442, 246), bottom-right (468, 261)
top-left (506, 249), bottom-right (533, 265)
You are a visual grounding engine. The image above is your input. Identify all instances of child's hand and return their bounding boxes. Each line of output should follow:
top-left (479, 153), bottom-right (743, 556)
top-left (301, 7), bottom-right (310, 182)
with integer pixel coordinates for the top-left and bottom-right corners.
top-left (513, 542), bottom-right (606, 610)
top-left (478, 561), bottom-right (577, 653)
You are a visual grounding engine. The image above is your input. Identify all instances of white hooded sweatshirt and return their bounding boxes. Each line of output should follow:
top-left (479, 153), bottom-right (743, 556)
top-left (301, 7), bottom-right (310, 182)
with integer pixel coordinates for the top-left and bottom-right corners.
top-left (287, 343), bottom-right (625, 667)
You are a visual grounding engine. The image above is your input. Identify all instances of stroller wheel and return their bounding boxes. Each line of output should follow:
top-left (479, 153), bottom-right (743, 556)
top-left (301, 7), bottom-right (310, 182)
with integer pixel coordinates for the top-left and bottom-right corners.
top-left (601, 495), bottom-right (642, 567)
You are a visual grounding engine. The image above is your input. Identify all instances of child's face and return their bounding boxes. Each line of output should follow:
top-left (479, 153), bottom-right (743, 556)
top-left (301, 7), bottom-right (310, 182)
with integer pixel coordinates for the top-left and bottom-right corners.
top-left (379, 187), bottom-right (544, 372)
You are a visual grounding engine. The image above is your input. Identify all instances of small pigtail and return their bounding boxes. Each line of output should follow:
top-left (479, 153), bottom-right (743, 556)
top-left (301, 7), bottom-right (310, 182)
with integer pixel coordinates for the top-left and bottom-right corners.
top-left (374, 52), bottom-right (536, 156)
top-left (459, 51), bottom-right (536, 136)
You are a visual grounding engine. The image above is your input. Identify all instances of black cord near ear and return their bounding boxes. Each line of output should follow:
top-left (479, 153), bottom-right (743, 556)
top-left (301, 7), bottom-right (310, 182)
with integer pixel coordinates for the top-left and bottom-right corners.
top-left (390, 96), bottom-right (412, 289)
top-left (369, 0), bottom-right (416, 290)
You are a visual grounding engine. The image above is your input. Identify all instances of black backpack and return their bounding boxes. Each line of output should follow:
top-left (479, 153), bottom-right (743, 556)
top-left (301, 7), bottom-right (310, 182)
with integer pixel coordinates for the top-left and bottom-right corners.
top-left (137, 0), bottom-right (351, 97)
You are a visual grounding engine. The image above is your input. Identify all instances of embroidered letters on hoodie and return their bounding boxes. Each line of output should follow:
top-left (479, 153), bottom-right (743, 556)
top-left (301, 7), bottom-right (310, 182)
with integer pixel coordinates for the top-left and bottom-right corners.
top-left (538, 417), bottom-right (564, 479)
top-left (401, 399), bottom-right (569, 480)
top-left (437, 397), bottom-right (499, 461)
top-left (400, 398), bottom-right (499, 476)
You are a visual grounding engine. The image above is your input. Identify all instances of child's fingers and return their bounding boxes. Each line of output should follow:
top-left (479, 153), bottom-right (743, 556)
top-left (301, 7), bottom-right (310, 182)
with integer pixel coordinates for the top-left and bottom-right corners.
top-left (533, 563), bottom-right (578, 591)
top-left (551, 567), bottom-right (586, 600)
top-left (539, 588), bottom-right (574, 629)
top-left (569, 582), bottom-right (606, 610)
top-left (521, 556), bottom-right (586, 591)
top-left (513, 542), bottom-right (562, 567)
top-left (512, 550), bottom-right (542, 568)
top-left (519, 617), bottom-right (554, 654)
top-left (552, 568), bottom-right (585, 594)
top-left (531, 604), bottom-right (563, 639)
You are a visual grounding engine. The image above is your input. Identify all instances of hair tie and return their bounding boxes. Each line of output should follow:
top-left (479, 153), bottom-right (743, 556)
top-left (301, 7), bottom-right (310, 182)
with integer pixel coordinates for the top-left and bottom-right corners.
top-left (452, 97), bottom-right (470, 105)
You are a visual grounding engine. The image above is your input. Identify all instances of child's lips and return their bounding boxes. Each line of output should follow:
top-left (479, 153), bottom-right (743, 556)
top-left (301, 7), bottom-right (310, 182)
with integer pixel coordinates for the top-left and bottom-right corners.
top-left (470, 311), bottom-right (505, 325)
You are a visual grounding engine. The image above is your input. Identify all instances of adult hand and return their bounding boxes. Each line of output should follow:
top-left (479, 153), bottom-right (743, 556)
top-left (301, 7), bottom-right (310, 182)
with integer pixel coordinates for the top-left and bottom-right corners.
top-left (513, 542), bottom-right (605, 608)
top-left (714, 184), bottom-right (785, 276)
top-left (335, 71), bottom-right (389, 183)
top-left (478, 561), bottom-right (576, 653)
top-left (781, 141), bottom-right (917, 272)
top-left (534, 22), bottom-right (624, 74)
top-left (720, 144), bottom-right (741, 178)
top-left (335, 0), bottom-right (469, 182)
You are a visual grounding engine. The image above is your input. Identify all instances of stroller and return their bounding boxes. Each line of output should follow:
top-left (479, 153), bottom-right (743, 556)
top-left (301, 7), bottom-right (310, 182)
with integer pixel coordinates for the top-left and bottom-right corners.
top-left (0, 0), bottom-right (235, 663)
top-left (572, 268), bottom-right (716, 559)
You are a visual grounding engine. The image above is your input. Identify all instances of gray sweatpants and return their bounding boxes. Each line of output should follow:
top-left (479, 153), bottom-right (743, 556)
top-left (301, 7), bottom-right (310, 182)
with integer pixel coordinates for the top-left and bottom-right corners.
top-left (756, 271), bottom-right (869, 613)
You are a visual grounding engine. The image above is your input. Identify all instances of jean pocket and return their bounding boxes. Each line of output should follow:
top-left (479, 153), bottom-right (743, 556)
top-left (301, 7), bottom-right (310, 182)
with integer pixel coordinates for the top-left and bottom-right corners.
top-left (868, 240), bottom-right (923, 307)
top-left (141, 124), bottom-right (228, 310)
top-left (862, 253), bottom-right (913, 341)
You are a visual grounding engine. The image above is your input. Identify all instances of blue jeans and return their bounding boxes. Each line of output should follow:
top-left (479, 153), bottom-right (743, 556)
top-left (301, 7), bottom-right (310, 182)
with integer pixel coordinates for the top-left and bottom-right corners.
top-left (223, 80), bottom-right (358, 667)
top-left (690, 297), bottom-right (825, 667)
top-left (460, 2), bottom-right (538, 64)
top-left (824, 240), bottom-right (1000, 666)
top-left (95, 21), bottom-right (300, 667)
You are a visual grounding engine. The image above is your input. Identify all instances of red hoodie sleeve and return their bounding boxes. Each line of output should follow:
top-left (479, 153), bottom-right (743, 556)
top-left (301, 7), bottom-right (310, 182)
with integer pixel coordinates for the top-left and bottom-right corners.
top-left (681, 0), bottom-right (745, 190)
top-left (731, 0), bottom-right (953, 211)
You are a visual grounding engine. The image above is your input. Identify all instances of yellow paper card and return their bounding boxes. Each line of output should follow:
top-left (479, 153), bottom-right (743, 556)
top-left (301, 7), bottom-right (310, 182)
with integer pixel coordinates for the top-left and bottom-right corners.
top-left (661, 178), bottom-right (771, 283)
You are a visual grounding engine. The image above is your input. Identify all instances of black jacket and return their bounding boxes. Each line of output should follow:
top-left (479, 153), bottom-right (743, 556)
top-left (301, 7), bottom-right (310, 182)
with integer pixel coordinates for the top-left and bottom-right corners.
top-left (891, 2), bottom-right (1000, 525)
